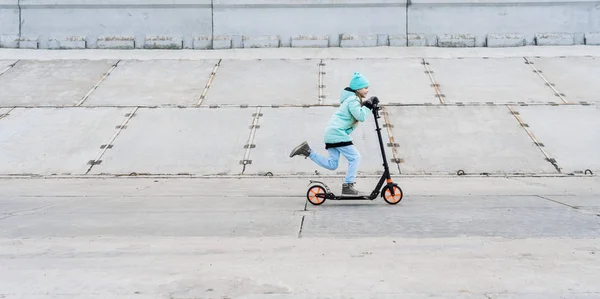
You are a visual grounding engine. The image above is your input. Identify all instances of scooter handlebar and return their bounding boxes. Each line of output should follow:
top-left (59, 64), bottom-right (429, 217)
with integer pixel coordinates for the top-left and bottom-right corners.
top-left (369, 96), bottom-right (380, 106)
top-left (368, 96), bottom-right (381, 118)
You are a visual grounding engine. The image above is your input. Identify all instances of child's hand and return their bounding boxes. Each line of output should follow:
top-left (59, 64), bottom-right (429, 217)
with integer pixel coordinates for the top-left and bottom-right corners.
top-left (363, 96), bottom-right (379, 110)
top-left (363, 97), bottom-right (375, 110)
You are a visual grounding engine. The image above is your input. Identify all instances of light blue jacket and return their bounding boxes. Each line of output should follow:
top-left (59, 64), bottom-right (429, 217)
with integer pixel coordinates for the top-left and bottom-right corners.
top-left (323, 89), bottom-right (371, 144)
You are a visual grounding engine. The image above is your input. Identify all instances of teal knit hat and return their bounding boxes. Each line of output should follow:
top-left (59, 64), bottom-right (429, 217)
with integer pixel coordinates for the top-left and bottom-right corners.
top-left (349, 72), bottom-right (369, 90)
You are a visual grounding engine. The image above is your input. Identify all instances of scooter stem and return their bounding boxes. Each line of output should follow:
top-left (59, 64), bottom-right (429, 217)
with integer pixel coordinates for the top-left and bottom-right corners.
top-left (372, 102), bottom-right (391, 180)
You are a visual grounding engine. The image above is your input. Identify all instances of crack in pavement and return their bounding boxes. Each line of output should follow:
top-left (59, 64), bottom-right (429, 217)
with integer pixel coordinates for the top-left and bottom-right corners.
top-left (0, 202), bottom-right (66, 222)
top-left (535, 195), bottom-right (600, 216)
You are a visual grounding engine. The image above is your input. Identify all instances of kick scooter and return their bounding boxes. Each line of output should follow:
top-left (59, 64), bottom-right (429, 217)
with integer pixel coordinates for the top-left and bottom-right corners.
top-left (306, 97), bottom-right (403, 205)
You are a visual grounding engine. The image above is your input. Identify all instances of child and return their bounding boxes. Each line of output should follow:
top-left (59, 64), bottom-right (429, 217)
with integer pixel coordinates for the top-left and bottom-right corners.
top-left (289, 72), bottom-right (375, 195)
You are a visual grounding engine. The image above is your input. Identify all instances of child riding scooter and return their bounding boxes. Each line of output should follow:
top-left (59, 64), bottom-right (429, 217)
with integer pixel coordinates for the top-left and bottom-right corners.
top-left (289, 72), bottom-right (377, 196)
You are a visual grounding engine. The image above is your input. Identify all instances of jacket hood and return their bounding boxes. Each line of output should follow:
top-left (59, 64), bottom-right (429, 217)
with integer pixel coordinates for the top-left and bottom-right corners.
top-left (340, 88), bottom-right (356, 104)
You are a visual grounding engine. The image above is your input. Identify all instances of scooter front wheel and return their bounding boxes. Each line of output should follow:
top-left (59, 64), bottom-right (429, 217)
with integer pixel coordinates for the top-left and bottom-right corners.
top-left (382, 184), bottom-right (403, 205)
top-left (307, 185), bottom-right (327, 205)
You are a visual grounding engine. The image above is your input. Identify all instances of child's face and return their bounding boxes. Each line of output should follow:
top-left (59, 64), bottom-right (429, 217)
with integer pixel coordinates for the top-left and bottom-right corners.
top-left (356, 87), bottom-right (369, 98)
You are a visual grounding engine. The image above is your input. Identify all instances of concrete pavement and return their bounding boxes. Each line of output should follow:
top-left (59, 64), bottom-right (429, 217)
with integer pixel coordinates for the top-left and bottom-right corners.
top-left (0, 46), bottom-right (599, 298)
top-left (1, 177), bottom-right (600, 298)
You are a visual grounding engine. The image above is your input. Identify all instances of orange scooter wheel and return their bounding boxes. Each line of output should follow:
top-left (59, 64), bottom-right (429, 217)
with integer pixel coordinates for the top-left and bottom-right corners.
top-left (307, 185), bottom-right (327, 205)
top-left (382, 184), bottom-right (403, 205)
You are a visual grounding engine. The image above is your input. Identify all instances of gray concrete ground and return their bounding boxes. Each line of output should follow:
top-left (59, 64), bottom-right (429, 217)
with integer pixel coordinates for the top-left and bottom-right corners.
top-left (0, 47), bottom-right (599, 298)
top-left (0, 177), bottom-right (599, 298)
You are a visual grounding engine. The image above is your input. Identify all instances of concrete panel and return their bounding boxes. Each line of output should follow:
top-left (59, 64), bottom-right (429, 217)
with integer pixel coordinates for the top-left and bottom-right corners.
top-left (213, 1), bottom-right (406, 47)
top-left (586, 32), bottom-right (600, 45)
top-left (0, 35), bottom-right (19, 48)
top-left (48, 36), bottom-right (86, 49)
top-left (0, 60), bottom-right (117, 106)
top-left (19, 0), bottom-right (212, 49)
top-left (302, 196), bottom-right (600, 238)
top-left (535, 32), bottom-right (575, 46)
top-left (514, 106), bottom-right (600, 174)
top-left (428, 58), bottom-right (557, 103)
top-left (193, 36), bottom-right (211, 49)
top-left (84, 60), bottom-right (217, 107)
top-left (389, 35), bottom-right (407, 47)
top-left (242, 35), bottom-right (280, 48)
top-left (245, 107), bottom-right (397, 176)
top-left (291, 35), bottom-right (329, 48)
top-left (438, 33), bottom-right (476, 47)
top-left (97, 35), bottom-right (135, 49)
top-left (0, 107), bottom-right (129, 175)
top-left (386, 106), bottom-right (557, 175)
top-left (90, 108), bottom-right (251, 175)
top-left (528, 57), bottom-right (600, 103)
top-left (144, 35), bottom-right (183, 49)
top-left (408, 34), bottom-right (429, 47)
top-left (486, 33), bottom-right (525, 47)
top-left (408, 1), bottom-right (599, 46)
top-left (212, 35), bottom-right (232, 49)
top-left (340, 34), bottom-right (378, 48)
top-left (323, 59), bottom-right (436, 104)
top-left (0, 1), bottom-right (19, 43)
top-left (203, 59), bottom-right (320, 106)
top-left (0, 197), bottom-right (302, 238)
top-left (17, 36), bottom-right (39, 49)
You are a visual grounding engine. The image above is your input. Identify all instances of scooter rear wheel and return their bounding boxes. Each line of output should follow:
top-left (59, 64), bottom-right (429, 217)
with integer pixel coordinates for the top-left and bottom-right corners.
top-left (382, 184), bottom-right (403, 205)
top-left (307, 185), bottom-right (327, 205)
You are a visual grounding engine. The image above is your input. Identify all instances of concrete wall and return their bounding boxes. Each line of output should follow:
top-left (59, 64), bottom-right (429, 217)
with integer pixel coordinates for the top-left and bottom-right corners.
top-left (18, 0), bottom-right (212, 49)
top-left (0, 1), bottom-right (20, 48)
top-left (409, 0), bottom-right (600, 47)
top-left (213, 0), bottom-right (407, 47)
top-left (1, 0), bottom-right (599, 49)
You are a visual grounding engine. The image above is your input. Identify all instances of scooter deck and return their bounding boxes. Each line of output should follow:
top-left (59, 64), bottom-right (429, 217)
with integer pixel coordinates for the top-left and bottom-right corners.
top-left (325, 194), bottom-right (376, 200)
